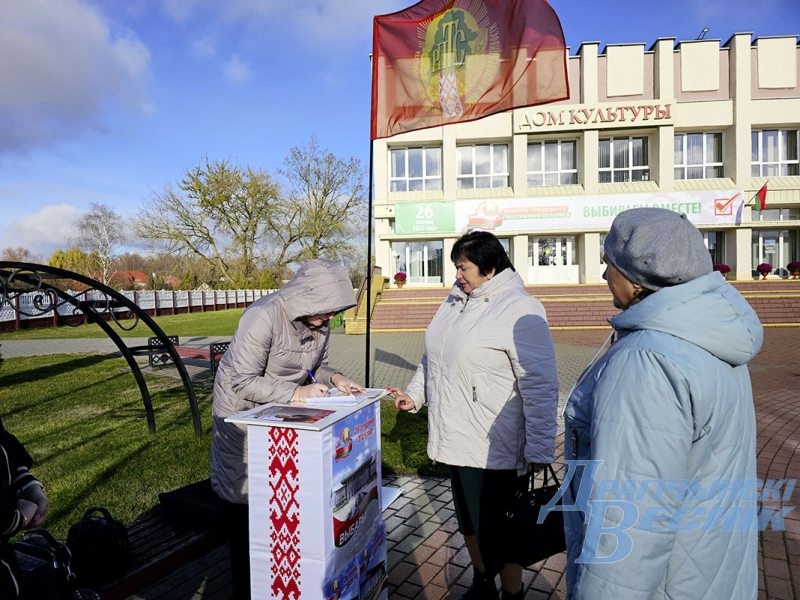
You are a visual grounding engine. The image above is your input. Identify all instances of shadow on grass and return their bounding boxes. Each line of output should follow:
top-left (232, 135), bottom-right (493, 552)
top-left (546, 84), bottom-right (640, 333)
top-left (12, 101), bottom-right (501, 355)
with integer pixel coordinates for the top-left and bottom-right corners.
top-left (0, 353), bottom-right (109, 386)
top-left (382, 407), bottom-right (448, 478)
top-left (0, 353), bottom-right (214, 540)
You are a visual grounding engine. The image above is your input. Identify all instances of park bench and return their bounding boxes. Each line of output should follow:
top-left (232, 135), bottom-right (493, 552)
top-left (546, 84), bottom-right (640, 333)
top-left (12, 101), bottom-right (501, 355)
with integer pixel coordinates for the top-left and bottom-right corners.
top-left (94, 480), bottom-right (230, 600)
top-left (146, 336), bottom-right (230, 374)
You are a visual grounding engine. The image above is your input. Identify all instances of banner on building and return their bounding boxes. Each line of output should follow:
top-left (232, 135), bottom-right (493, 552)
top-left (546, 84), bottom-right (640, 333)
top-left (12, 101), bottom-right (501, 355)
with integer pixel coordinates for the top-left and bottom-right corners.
top-left (454, 190), bottom-right (745, 232)
top-left (391, 191), bottom-right (744, 235)
top-left (395, 201), bottom-right (455, 234)
top-left (371, 0), bottom-right (570, 139)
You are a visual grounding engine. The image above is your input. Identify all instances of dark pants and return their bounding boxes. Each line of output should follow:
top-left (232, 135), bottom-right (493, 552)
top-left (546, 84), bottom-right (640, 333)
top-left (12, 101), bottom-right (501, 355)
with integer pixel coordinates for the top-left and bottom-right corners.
top-left (226, 501), bottom-right (250, 600)
top-left (449, 465), bottom-right (519, 577)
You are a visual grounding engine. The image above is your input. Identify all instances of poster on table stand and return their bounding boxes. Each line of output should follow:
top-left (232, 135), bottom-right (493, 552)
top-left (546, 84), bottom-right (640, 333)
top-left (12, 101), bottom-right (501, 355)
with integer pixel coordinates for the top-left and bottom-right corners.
top-left (226, 391), bottom-right (389, 599)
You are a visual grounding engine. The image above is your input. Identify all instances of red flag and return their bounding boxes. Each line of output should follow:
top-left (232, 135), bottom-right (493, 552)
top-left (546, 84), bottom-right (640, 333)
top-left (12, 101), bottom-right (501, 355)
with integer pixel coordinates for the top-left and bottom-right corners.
top-left (756, 183), bottom-right (767, 211)
top-left (371, 0), bottom-right (570, 140)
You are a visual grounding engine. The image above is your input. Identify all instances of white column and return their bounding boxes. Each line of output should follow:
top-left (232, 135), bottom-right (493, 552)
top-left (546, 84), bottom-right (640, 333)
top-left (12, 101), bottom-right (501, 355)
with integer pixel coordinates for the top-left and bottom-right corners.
top-left (732, 227), bottom-right (753, 281)
top-left (728, 33), bottom-right (753, 187)
top-left (443, 237), bottom-right (456, 286)
top-left (580, 232), bottom-right (603, 284)
top-left (513, 235), bottom-right (530, 283)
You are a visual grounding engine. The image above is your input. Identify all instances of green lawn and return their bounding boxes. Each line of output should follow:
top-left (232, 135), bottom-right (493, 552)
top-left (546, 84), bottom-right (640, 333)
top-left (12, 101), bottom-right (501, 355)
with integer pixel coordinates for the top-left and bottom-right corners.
top-left (0, 351), bottom-right (439, 539)
top-left (0, 353), bottom-right (213, 539)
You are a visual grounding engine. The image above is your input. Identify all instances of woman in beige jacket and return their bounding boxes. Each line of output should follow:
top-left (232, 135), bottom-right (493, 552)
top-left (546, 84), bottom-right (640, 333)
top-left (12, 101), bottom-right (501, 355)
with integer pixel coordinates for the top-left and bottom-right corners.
top-left (211, 259), bottom-right (364, 599)
top-left (391, 231), bottom-right (559, 600)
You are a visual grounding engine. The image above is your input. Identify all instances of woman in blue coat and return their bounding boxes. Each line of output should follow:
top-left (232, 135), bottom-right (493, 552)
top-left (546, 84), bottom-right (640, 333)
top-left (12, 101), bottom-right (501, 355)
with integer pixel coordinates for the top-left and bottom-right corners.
top-left (563, 208), bottom-right (762, 599)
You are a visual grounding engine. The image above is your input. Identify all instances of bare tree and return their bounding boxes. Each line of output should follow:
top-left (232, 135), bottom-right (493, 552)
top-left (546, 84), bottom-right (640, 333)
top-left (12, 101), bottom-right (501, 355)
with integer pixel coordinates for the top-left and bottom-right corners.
top-left (136, 184), bottom-right (228, 280)
top-left (74, 203), bottom-right (125, 284)
top-left (136, 159), bottom-right (280, 287)
top-left (136, 143), bottom-right (367, 288)
top-left (273, 136), bottom-right (367, 267)
top-left (1, 246), bottom-right (40, 262)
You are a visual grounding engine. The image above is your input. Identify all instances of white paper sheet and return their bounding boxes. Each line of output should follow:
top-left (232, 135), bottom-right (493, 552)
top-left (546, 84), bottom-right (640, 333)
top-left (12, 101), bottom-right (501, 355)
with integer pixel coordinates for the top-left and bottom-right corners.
top-left (305, 387), bottom-right (389, 407)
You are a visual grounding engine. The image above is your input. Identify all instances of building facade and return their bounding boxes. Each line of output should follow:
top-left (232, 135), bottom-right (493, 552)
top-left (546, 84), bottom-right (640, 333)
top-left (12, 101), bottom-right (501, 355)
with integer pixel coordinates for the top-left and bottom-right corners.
top-left (372, 33), bottom-right (800, 286)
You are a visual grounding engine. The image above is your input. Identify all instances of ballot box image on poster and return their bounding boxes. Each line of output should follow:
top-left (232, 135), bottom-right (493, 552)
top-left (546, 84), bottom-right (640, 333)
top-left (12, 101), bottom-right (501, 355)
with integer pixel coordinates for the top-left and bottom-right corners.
top-left (324, 522), bottom-right (387, 600)
top-left (326, 406), bottom-right (387, 598)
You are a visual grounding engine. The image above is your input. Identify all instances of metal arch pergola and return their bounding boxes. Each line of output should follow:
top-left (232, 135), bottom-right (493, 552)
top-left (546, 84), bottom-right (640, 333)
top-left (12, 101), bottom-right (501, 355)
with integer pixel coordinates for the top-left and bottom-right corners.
top-left (0, 261), bottom-right (202, 435)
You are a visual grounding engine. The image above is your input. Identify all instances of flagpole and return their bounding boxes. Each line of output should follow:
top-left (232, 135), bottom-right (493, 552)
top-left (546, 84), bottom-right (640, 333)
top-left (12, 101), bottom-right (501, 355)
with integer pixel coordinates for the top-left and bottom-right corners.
top-left (745, 180), bottom-right (769, 208)
top-left (365, 141), bottom-right (374, 387)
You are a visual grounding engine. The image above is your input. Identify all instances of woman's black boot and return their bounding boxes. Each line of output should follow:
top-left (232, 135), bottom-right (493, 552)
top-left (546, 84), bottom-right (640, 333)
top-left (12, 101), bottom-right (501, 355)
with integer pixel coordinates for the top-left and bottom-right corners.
top-left (500, 587), bottom-right (525, 600)
top-left (461, 568), bottom-right (499, 599)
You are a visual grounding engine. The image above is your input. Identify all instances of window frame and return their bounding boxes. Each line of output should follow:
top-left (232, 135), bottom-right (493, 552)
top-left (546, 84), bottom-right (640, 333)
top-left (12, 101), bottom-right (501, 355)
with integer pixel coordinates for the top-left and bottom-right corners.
top-left (751, 129), bottom-right (800, 177)
top-left (527, 139), bottom-right (578, 187)
top-left (598, 136), bottom-right (650, 183)
top-left (674, 132), bottom-right (724, 180)
top-left (456, 142), bottom-right (510, 190)
top-left (388, 146), bottom-right (442, 193)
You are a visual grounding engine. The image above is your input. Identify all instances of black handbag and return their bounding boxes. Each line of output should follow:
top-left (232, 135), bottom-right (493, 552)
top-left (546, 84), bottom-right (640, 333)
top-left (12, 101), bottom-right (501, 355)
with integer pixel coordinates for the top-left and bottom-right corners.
top-left (503, 465), bottom-right (567, 567)
top-left (66, 506), bottom-right (132, 587)
top-left (13, 528), bottom-right (102, 600)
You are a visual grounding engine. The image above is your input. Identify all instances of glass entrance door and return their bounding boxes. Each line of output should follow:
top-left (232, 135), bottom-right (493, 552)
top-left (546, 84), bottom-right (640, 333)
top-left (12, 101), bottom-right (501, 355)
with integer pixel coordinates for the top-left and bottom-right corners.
top-left (752, 230), bottom-right (788, 278)
top-left (392, 241), bottom-right (443, 285)
top-left (703, 231), bottom-right (725, 266)
top-left (528, 236), bottom-right (579, 283)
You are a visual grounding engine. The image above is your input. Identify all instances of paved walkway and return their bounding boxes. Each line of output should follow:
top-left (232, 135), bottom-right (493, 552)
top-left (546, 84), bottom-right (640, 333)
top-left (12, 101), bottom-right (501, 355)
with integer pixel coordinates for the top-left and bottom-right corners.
top-left (2, 327), bottom-right (798, 598)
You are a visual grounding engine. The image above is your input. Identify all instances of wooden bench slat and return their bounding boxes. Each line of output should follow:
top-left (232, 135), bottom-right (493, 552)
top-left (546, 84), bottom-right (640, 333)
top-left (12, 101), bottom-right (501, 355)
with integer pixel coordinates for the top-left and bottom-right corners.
top-left (93, 499), bottom-right (228, 600)
top-left (174, 345), bottom-right (211, 360)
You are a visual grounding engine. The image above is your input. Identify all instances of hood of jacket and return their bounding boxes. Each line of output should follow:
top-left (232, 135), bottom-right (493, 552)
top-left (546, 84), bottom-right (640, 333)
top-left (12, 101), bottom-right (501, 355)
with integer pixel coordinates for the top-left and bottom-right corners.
top-left (278, 259), bottom-right (357, 322)
top-left (609, 271), bottom-right (763, 366)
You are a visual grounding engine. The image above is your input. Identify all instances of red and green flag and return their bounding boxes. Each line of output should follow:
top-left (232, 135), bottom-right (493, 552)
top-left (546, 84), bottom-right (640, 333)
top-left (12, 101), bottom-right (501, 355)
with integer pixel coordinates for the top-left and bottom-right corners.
top-left (371, 0), bottom-right (570, 140)
top-left (755, 183), bottom-right (768, 211)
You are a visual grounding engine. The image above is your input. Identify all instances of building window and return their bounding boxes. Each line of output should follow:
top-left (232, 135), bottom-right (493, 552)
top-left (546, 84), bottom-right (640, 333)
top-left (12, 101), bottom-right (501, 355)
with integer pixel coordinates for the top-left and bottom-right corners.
top-left (599, 136), bottom-right (649, 183)
top-left (527, 140), bottom-right (578, 186)
top-left (755, 208), bottom-right (800, 221)
top-left (389, 147), bottom-right (442, 192)
top-left (674, 132), bottom-right (723, 179)
top-left (457, 143), bottom-right (509, 189)
top-left (751, 129), bottom-right (800, 176)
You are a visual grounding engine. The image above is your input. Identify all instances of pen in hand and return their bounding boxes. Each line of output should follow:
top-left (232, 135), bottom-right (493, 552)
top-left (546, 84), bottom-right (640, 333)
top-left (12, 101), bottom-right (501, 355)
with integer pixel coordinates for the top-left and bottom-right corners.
top-left (294, 369), bottom-right (328, 401)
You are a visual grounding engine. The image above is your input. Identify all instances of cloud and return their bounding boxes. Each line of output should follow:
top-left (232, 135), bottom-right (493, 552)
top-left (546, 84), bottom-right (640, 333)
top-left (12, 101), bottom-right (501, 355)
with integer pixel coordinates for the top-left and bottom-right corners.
top-left (0, 204), bottom-right (82, 259)
top-left (160, 0), bottom-right (409, 47)
top-left (223, 54), bottom-right (252, 84)
top-left (162, 0), bottom-right (205, 22)
top-left (0, 0), bottom-right (152, 154)
top-left (190, 37), bottom-right (216, 59)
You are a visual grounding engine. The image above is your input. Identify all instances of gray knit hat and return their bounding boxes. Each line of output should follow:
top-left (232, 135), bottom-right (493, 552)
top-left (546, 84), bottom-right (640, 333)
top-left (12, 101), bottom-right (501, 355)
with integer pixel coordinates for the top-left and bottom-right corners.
top-left (604, 207), bottom-right (713, 290)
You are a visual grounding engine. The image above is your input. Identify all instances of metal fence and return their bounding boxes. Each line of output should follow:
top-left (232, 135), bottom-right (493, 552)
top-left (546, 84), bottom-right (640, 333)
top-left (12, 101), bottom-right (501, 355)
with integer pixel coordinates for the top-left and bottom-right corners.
top-left (0, 289), bottom-right (274, 330)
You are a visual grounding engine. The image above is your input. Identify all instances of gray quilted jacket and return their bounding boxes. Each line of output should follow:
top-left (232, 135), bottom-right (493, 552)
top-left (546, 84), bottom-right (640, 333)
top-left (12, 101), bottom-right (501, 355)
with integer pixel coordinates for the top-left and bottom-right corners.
top-left (210, 259), bottom-right (356, 503)
top-left (563, 272), bottom-right (763, 599)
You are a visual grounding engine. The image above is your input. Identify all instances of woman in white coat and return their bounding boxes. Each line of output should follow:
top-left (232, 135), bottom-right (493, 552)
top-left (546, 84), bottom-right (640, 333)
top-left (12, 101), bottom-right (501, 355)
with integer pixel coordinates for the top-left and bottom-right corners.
top-left (391, 231), bottom-right (559, 600)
